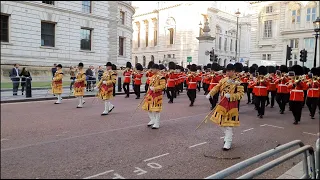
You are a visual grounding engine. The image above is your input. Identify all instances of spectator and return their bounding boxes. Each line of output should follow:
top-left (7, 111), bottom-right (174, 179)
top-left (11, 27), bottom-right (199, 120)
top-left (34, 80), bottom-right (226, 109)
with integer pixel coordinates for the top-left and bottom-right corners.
top-left (97, 65), bottom-right (104, 81)
top-left (85, 66), bottom-right (93, 91)
top-left (52, 63), bottom-right (57, 78)
top-left (9, 64), bottom-right (21, 96)
top-left (69, 66), bottom-right (76, 92)
top-left (19, 67), bottom-right (32, 95)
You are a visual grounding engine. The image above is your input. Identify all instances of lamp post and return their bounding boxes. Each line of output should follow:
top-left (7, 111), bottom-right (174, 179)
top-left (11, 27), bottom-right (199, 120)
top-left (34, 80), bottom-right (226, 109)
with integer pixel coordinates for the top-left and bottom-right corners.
top-left (235, 9), bottom-right (241, 62)
top-left (313, 17), bottom-right (320, 67)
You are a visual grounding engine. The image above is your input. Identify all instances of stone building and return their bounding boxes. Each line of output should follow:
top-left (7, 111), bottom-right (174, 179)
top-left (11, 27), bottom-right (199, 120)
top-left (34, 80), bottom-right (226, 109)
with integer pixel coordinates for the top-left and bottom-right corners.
top-left (131, 1), bottom-right (251, 68)
top-left (0, 1), bottom-right (135, 69)
top-left (249, 1), bottom-right (320, 68)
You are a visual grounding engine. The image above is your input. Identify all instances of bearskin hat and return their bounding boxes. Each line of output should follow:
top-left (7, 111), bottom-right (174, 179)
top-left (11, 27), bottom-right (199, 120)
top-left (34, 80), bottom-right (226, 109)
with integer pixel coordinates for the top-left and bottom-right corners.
top-left (258, 66), bottom-right (268, 75)
top-left (226, 64), bottom-right (235, 71)
top-left (168, 61), bottom-right (176, 70)
top-left (78, 62), bottom-right (84, 67)
top-left (135, 63), bottom-right (143, 71)
top-left (310, 68), bottom-right (319, 76)
top-left (291, 65), bottom-right (304, 76)
top-left (252, 64), bottom-right (258, 70)
top-left (303, 67), bottom-right (309, 74)
top-left (279, 65), bottom-right (288, 73)
top-left (203, 66), bottom-right (207, 71)
top-left (147, 61), bottom-right (155, 69)
top-left (222, 68), bottom-right (227, 74)
top-left (268, 66), bottom-right (276, 74)
top-left (112, 64), bottom-right (117, 70)
top-left (105, 62), bottom-right (112, 67)
top-left (176, 65), bottom-right (180, 70)
top-left (234, 63), bottom-right (243, 73)
top-left (186, 64), bottom-right (191, 70)
top-left (159, 64), bottom-right (165, 70)
top-left (206, 63), bottom-right (212, 70)
top-left (190, 64), bottom-right (197, 72)
top-left (197, 65), bottom-right (202, 70)
top-left (211, 62), bottom-right (219, 71)
top-left (249, 66), bottom-right (256, 73)
top-left (126, 62), bottom-right (132, 68)
top-left (180, 66), bottom-right (184, 71)
top-left (151, 64), bottom-right (159, 69)
top-left (56, 64), bottom-right (62, 68)
top-left (243, 66), bottom-right (249, 73)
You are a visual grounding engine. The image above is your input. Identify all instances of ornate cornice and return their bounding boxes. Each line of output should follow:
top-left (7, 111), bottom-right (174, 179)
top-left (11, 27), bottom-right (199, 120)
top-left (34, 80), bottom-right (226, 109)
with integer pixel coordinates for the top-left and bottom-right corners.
top-left (133, 3), bottom-right (182, 18)
top-left (118, 1), bottom-right (135, 14)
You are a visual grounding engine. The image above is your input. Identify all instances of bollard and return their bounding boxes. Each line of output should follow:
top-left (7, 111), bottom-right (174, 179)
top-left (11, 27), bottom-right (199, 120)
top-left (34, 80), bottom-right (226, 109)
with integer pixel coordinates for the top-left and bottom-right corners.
top-left (26, 77), bottom-right (32, 98)
top-left (118, 77), bottom-right (122, 92)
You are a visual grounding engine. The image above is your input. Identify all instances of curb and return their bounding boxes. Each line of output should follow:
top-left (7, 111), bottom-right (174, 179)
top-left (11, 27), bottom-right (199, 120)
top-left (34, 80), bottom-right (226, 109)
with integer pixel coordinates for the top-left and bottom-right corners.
top-left (1, 91), bottom-right (147, 104)
top-left (0, 87), bottom-right (70, 92)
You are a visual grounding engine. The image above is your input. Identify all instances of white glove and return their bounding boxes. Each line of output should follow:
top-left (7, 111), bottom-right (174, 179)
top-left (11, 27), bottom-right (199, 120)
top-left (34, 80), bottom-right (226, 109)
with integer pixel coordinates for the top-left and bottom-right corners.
top-left (206, 94), bottom-right (211, 99)
top-left (52, 78), bottom-right (55, 81)
top-left (94, 86), bottom-right (98, 91)
top-left (103, 81), bottom-right (107, 84)
top-left (225, 93), bottom-right (230, 99)
top-left (150, 86), bottom-right (155, 91)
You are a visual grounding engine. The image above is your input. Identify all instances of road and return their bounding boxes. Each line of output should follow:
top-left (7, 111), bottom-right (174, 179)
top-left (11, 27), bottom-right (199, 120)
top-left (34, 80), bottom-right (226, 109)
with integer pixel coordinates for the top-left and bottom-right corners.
top-left (1, 92), bottom-right (319, 179)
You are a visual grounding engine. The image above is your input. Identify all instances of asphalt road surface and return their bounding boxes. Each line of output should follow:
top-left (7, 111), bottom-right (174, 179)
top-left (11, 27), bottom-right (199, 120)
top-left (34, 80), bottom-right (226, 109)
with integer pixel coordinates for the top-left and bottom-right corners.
top-left (1, 92), bottom-right (319, 179)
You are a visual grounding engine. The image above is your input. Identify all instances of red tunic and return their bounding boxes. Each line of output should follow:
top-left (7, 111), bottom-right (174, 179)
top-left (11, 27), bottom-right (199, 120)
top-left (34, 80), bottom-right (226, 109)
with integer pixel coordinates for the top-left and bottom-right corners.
top-left (288, 80), bottom-right (307, 101)
top-left (123, 70), bottom-right (132, 83)
top-left (133, 72), bottom-right (143, 85)
top-left (186, 73), bottom-right (199, 89)
top-left (253, 81), bottom-right (269, 97)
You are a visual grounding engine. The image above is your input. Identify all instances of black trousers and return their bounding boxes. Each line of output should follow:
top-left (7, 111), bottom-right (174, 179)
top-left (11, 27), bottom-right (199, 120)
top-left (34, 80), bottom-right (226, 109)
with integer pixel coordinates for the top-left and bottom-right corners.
top-left (306, 97), bottom-right (318, 117)
top-left (133, 85), bottom-right (140, 98)
top-left (175, 85), bottom-right (180, 95)
top-left (123, 83), bottom-right (130, 97)
top-left (266, 91), bottom-right (277, 107)
top-left (12, 81), bottom-right (19, 95)
top-left (255, 96), bottom-right (267, 115)
top-left (180, 83), bottom-right (184, 93)
top-left (197, 81), bottom-right (201, 92)
top-left (113, 83), bottom-right (116, 97)
top-left (166, 87), bottom-right (176, 102)
top-left (187, 89), bottom-right (196, 104)
top-left (247, 88), bottom-right (253, 103)
top-left (289, 101), bottom-right (303, 122)
top-left (241, 83), bottom-right (248, 93)
top-left (209, 93), bottom-right (219, 108)
top-left (276, 93), bottom-right (289, 111)
top-left (145, 84), bottom-right (149, 92)
top-left (203, 84), bottom-right (209, 94)
top-left (303, 90), bottom-right (307, 107)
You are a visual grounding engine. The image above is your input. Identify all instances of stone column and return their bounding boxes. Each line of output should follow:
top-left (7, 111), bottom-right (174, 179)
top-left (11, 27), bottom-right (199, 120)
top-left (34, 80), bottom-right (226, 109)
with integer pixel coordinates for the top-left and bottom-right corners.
top-left (196, 19), bottom-right (215, 66)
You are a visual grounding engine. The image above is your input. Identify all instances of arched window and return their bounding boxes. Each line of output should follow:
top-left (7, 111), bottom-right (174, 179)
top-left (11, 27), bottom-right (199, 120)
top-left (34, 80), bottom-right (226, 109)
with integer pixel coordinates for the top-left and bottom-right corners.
top-left (151, 55), bottom-right (154, 62)
top-left (143, 56), bottom-right (146, 67)
top-left (165, 17), bottom-right (176, 45)
top-left (135, 56), bottom-right (138, 65)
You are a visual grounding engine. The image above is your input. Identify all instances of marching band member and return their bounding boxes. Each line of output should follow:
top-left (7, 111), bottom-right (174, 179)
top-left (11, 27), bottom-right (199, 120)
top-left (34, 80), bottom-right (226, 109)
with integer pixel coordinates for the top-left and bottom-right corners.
top-left (175, 65), bottom-right (182, 96)
top-left (123, 62), bottom-right (132, 98)
top-left (302, 67), bottom-right (310, 107)
top-left (306, 68), bottom-right (319, 119)
top-left (253, 66), bottom-right (269, 119)
top-left (159, 64), bottom-right (167, 95)
top-left (275, 65), bottom-right (290, 114)
top-left (166, 62), bottom-right (177, 103)
top-left (241, 66), bottom-right (249, 93)
top-left (208, 63), bottom-right (222, 110)
top-left (202, 65), bottom-right (207, 93)
top-left (287, 65), bottom-right (307, 125)
top-left (111, 64), bottom-right (117, 97)
top-left (74, 62), bottom-right (86, 108)
top-left (203, 64), bottom-right (212, 95)
top-left (145, 61), bottom-right (155, 92)
top-left (186, 64), bottom-right (200, 107)
top-left (133, 63), bottom-right (144, 99)
top-left (266, 66), bottom-right (277, 108)
top-left (142, 64), bottom-right (166, 129)
top-left (197, 66), bottom-right (202, 92)
top-left (52, 64), bottom-right (64, 104)
top-left (95, 62), bottom-right (116, 115)
top-left (247, 66), bottom-right (256, 104)
top-left (235, 63), bottom-right (244, 110)
top-left (206, 64), bottom-right (244, 151)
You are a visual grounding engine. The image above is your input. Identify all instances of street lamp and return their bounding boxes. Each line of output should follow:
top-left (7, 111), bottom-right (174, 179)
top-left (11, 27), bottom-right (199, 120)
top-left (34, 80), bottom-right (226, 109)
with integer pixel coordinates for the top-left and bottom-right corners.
top-left (235, 9), bottom-right (241, 62)
top-left (313, 17), bottom-right (320, 67)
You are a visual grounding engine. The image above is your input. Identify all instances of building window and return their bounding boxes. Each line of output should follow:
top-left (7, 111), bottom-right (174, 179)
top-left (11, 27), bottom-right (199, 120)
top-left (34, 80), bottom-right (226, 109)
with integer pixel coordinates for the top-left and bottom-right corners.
top-left (289, 39), bottom-right (299, 49)
top-left (169, 28), bottom-right (174, 44)
top-left (135, 56), bottom-right (138, 65)
top-left (304, 38), bottom-right (315, 49)
top-left (80, 28), bottom-right (91, 50)
top-left (306, 7), bottom-right (316, 22)
top-left (120, 11), bottom-right (125, 25)
top-left (1, 15), bottom-right (9, 42)
top-left (119, 37), bottom-right (124, 56)
top-left (262, 54), bottom-right (271, 60)
top-left (82, 1), bottom-right (91, 13)
top-left (264, 20), bottom-right (272, 38)
top-left (219, 37), bottom-right (222, 50)
top-left (143, 56), bottom-right (146, 67)
top-left (266, 6), bottom-right (273, 13)
top-left (167, 54), bottom-right (171, 58)
top-left (291, 9), bottom-right (300, 23)
top-left (154, 30), bottom-right (157, 46)
top-left (224, 38), bottom-right (227, 51)
top-left (172, 54), bottom-right (175, 59)
top-left (42, 1), bottom-right (54, 5)
top-left (230, 39), bottom-right (233, 51)
top-left (41, 22), bottom-right (55, 47)
top-left (225, 31), bottom-right (227, 34)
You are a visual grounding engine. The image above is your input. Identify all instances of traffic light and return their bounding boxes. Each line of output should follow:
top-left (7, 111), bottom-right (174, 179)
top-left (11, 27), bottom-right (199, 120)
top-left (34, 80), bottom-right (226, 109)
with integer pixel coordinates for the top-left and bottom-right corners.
top-left (214, 55), bottom-right (218, 62)
top-left (286, 45), bottom-right (292, 60)
top-left (209, 49), bottom-right (214, 62)
top-left (300, 49), bottom-right (307, 62)
top-left (304, 50), bottom-right (307, 62)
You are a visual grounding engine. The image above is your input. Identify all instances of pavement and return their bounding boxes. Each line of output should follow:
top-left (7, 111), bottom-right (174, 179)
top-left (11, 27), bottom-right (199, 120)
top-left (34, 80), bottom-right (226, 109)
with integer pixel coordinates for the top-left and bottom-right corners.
top-left (1, 92), bottom-right (319, 179)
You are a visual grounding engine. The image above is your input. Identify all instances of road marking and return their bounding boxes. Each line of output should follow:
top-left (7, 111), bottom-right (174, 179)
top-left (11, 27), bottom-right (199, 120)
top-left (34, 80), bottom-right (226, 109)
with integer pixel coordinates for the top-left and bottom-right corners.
top-left (83, 170), bottom-right (114, 179)
top-left (1, 113), bottom-right (207, 152)
top-left (143, 153), bottom-right (169, 162)
top-left (1, 139), bottom-right (9, 142)
top-left (243, 128), bottom-right (254, 132)
top-left (260, 124), bottom-right (284, 129)
top-left (189, 142), bottom-right (207, 148)
top-left (220, 137), bottom-right (224, 139)
top-left (303, 132), bottom-right (318, 136)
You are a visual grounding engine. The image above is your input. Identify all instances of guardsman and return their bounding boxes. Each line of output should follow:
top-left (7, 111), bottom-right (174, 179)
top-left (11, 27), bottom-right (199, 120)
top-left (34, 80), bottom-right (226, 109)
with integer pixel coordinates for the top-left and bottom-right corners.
top-left (166, 62), bottom-right (177, 103)
top-left (275, 65), bottom-right (290, 114)
top-left (52, 64), bottom-right (64, 104)
top-left (253, 66), bottom-right (269, 119)
top-left (247, 66), bottom-right (256, 104)
top-left (203, 64), bottom-right (212, 95)
top-left (145, 61), bottom-right (155, 92)
top-left (111, 64), bottom-right (117, 97)
top-left (306, 68), bottom-right (319, 119)
top-left (234, 63), bottom-right (243, 110)
top-left (186, 64), bottom-right (199, 107)
top-left (123, 62), bottom-right (132, 98)
top-left (302, 67), bottom-right (310, 107)
top-left (74, 62), bottom-right (86, 108)
top-left (142, 64), bottom-right (166, 129)
top-left (201, 65), bottom-right (207, 93)
top-left (95, 62), bottom-right (116, 115)
top-left (266, 66), bottom-right (277, 108)
top-left (241, 66), bottom-right (249, 93)
top-left (208, 63), bottom-right (222, 110)
top-left (133, 63), bottom-right (144, 99)
top-left (206, 64), bottom-right (244, 151)
top-left (197, 66), bottom-right (202, 92)
top-left (287, 65), bottom-right (307, 125)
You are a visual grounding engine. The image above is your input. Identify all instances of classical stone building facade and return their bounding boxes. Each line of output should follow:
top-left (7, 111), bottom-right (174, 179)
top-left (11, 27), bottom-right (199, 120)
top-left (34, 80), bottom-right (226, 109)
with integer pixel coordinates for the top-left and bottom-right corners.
top-left (249, 1), bottom-right (320, 68)
top-left (132, 1), bottom-right (251, 68)
top-left (0, 1), bottom-right (134, 68)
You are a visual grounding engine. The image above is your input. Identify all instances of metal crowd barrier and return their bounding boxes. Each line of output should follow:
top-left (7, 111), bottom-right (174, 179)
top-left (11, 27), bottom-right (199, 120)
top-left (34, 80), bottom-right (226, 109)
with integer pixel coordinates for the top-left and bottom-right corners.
top-left (205, 140), bottom-right (317, 179)
top-left (316, 138), bottom-right (319, 179)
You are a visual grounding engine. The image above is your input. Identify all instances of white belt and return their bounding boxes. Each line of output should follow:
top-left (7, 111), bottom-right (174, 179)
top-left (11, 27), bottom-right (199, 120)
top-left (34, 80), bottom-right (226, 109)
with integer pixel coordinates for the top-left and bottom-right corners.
top-left (210, 83), bottom-right (218, 85)
top-left (308, 88), bottom-right (319, 91)
top-left (135, 78), bottom-right (141, 80)
top-left (270, 83), bottom-right (275, 85)
top-left (125, 76), bottom-right (131, 77)
top-left (278, 84), bottom-right (287, 86)
top-left (255, 86), bottom-right (267, 88)
top-left (291, 90), bottom-right (303, 92)
top-left (189, 82), bottom-right (197, 84)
